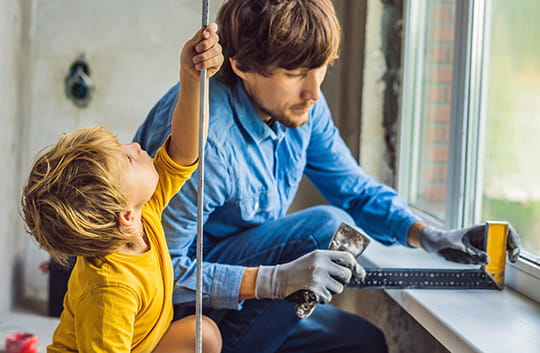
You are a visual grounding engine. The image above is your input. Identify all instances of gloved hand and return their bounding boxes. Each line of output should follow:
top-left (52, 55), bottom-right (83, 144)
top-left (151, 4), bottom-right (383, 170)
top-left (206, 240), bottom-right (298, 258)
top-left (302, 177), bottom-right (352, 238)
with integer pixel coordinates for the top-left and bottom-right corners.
top-left (255, 249), bottom-right (366, 304)
top-left (419, 224), bottom-right (520, 264)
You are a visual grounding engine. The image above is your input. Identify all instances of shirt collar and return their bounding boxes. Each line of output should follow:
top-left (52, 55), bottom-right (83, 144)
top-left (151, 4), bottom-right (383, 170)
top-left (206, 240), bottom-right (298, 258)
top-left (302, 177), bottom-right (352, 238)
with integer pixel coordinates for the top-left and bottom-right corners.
top-left (233, 80), bottom-right (285, 143)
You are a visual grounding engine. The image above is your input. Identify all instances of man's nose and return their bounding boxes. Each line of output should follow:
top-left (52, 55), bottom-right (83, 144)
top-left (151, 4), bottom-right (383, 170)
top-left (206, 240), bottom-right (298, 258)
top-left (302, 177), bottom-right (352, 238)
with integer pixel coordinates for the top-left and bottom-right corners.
top-left (301, 71), bottom-right (323, 102)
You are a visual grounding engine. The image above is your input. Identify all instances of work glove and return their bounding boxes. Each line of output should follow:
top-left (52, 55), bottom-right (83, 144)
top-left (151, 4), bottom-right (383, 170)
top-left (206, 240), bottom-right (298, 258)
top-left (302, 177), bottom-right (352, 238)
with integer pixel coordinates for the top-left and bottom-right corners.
top-left (255, 249), bottom-right (366, 304)
top-left (419, 224), bottom-right (520, 264)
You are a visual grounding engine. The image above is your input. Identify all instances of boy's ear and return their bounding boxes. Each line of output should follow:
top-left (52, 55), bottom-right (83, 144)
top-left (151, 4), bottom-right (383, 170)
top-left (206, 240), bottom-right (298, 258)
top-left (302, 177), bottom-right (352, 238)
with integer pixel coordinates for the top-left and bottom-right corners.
top-left (118, 210), bottom-right (136, 227)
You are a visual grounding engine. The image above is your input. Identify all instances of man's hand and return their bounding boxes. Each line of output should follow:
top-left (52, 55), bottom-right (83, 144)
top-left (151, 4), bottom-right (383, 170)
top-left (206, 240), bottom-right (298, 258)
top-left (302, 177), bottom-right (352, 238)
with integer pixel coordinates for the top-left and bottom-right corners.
top-left (254, 250), bottom-right (366, 304)
top-left (180, 23), bottom-right (223, 82)
top-left (419, 224), bottom-right (520, 264)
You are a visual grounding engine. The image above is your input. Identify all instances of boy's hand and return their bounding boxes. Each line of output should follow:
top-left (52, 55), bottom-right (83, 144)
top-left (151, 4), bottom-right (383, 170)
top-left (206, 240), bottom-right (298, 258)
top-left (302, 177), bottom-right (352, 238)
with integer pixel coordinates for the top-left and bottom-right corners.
top-left (180, 23), bottom-right (223, 82)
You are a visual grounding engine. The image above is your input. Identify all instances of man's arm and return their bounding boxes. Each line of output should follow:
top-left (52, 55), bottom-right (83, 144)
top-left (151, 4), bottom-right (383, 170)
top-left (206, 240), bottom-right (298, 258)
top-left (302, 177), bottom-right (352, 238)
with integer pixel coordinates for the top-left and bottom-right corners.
top-left (239, 267), bottom-right (258, 300)
top-left (304, 95), bottom-right (421, 247)
top-left (304, 97), bottom-right (519, 264)
top-left (407, 221), bottom-right (425, 248)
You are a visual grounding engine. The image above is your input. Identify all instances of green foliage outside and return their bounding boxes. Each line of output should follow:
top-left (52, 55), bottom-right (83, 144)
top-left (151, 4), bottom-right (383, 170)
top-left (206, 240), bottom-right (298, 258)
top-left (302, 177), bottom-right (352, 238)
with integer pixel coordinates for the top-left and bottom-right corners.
top-left (481, 0), bottom-right (540, 259)
top-left (483, 197), bottom-right (540, 259)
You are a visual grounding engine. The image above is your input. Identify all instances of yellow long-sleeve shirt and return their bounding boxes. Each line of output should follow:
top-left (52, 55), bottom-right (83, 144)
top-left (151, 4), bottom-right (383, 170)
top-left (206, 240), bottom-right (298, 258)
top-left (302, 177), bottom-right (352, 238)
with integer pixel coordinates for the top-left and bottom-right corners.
top-left (48, 139), bottom-right (197, 353)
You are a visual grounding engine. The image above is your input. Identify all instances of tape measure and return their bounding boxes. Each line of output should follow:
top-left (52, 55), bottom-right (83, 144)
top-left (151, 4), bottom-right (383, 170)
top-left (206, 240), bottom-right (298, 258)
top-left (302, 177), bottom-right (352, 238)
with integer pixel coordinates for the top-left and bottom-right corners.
top-left (287, 221), bottom-right (509, 318)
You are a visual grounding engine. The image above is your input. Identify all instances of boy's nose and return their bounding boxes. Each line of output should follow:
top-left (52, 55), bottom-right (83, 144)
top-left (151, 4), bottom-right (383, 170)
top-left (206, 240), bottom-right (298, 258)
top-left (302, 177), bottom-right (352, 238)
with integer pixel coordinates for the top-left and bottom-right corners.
top-left (129, 142), bottom-right (142, 151)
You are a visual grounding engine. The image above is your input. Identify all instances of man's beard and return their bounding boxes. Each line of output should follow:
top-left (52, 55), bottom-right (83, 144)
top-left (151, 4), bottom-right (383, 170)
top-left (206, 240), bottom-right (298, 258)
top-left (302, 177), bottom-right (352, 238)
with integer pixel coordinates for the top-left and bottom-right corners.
top-left (250, 94), bottom-right (311, 129)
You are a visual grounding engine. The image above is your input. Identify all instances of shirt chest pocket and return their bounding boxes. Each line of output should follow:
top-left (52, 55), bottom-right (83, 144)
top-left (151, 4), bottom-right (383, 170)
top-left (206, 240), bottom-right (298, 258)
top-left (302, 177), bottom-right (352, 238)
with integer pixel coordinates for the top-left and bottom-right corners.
top-left (238, 189), bottom-right (279, 223)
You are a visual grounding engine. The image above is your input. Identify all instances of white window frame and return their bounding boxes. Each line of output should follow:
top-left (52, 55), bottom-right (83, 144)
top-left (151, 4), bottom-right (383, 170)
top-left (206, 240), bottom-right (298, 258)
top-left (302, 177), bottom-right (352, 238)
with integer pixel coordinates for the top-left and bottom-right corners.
top-left (398, 0), bottom-right (540, 303)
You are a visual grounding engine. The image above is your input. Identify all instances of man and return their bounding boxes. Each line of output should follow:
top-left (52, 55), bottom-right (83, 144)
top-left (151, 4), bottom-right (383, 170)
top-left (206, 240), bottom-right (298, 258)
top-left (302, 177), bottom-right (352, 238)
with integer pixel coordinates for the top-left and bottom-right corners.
top-left (134, 1), bottom-right (520, 352)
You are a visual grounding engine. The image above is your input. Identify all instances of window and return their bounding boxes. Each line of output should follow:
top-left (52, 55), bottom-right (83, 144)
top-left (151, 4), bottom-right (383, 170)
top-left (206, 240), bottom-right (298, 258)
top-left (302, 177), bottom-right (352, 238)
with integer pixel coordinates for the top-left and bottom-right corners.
top-left (398, 0), bottom-right (455, 223)
top-left (399, 0), bottom-right (540, 302)
top-left (480, 0), bottom-right (540, 264)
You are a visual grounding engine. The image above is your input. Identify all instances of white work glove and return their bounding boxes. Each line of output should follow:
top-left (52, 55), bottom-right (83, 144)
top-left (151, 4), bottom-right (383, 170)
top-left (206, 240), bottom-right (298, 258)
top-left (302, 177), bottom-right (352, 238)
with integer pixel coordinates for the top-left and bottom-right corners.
top-left (255, 249), bottom-right (366, 304)
top-left (419, 224), bottom-right (520, 264)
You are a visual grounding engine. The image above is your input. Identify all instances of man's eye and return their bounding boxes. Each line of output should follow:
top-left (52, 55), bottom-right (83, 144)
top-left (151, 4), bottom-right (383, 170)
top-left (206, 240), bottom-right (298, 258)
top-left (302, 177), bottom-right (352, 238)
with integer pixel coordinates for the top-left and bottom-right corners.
top-left (287, 72), bottom-right (306, 78)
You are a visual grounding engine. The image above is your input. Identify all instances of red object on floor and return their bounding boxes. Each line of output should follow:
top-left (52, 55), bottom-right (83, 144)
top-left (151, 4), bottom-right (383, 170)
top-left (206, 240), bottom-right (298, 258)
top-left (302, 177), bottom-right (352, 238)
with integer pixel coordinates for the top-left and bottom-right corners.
top-left (5, 333), bottom-right (37, 353)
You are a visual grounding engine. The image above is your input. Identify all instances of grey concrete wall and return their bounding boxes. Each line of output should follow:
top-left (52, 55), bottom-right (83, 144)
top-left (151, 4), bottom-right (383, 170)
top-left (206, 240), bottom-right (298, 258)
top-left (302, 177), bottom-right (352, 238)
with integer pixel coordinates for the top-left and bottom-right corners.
top-left (0, 0), bottom-right (24, 319)
top-left (11, 0), bottom-right (223, 305)
top-left (334, 290), bottom-right (450, 353)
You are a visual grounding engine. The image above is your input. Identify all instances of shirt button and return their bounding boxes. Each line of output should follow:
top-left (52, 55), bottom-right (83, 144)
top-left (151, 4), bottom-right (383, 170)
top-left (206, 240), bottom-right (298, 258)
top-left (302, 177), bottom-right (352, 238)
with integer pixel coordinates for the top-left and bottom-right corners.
top-left (254, 201), bottom-right (259, 210)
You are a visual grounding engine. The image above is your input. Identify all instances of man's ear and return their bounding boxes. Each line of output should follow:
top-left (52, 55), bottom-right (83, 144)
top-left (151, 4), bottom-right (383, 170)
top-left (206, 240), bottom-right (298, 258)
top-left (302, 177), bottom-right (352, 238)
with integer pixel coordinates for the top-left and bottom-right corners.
top-left (118, 210), bottom-right (136, 227)
top-left (229, 58), bottom-right (247, 80)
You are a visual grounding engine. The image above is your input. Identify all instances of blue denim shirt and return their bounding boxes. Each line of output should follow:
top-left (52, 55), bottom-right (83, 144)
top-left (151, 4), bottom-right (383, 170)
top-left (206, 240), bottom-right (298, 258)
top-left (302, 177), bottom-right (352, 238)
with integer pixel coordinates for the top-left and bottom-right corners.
top-left (133, 78), bottom-right (420, 310)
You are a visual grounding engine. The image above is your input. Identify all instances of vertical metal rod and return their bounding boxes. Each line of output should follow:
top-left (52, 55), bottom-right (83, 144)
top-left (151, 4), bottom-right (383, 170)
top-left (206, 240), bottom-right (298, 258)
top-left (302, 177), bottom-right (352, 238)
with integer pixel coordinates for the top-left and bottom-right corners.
top-left (196, 1), bottom-right (209, 353)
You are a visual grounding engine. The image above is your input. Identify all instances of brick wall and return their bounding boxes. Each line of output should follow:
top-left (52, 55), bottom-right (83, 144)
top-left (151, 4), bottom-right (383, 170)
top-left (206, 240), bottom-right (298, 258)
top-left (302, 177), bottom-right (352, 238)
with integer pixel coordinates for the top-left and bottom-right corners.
top-left (417, 0), bottom-right (456, 219)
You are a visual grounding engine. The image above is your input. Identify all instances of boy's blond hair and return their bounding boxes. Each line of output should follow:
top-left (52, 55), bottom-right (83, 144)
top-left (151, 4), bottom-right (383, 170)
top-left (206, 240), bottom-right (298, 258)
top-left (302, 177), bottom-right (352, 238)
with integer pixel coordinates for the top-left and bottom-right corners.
top-left (21, 126), bottom-right (134, 266)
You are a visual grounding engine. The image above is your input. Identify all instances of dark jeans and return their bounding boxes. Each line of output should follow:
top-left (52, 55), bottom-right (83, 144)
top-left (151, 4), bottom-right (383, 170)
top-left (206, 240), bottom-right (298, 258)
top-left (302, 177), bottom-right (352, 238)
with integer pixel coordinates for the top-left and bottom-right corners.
top-left (174, 205), bottom-right (388, 353)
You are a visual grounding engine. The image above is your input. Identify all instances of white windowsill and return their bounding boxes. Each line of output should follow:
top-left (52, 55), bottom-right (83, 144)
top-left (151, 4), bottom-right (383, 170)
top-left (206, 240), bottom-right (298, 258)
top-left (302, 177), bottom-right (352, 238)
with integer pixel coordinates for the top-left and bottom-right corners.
top-left (358, 239), bottom-right (540, 353)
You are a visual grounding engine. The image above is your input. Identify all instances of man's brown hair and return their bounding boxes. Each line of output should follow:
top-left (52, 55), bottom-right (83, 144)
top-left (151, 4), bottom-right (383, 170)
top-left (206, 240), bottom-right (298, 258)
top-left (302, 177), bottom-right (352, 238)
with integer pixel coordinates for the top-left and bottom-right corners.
top-left (217, 0), bottom-right (341, 85)
top-left (21, 126), bottom-right (133, 266)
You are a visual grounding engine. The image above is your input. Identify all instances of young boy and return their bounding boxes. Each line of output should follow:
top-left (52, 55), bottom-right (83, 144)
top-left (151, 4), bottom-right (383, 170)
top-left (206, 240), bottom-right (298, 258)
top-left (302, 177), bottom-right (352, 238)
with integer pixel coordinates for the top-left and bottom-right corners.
top-left (21, 24), bottom-right (223, 353)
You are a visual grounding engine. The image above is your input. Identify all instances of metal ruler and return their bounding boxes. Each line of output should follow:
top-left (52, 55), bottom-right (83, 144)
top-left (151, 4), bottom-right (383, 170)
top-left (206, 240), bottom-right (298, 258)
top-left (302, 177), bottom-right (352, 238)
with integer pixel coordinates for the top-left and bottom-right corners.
top-left (335, 221), bottom-right (508, 291)
top-left (349, 268), bottom-right (498, 290)
top-left (289, 221), bottom-right (509, 318)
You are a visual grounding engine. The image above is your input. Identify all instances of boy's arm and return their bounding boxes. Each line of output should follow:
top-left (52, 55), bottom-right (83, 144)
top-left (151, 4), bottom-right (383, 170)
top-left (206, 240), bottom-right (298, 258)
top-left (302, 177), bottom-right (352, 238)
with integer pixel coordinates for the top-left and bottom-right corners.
top-left (168, 23), bottom-right (223, 166)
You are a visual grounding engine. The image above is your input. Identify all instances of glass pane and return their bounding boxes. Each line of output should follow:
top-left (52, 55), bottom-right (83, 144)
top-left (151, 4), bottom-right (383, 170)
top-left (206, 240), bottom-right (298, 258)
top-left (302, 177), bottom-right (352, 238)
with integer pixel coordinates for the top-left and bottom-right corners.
top-left (413, 0), bottom-right (456, 221)
top-left (481, 0), bottom-right (540, 261)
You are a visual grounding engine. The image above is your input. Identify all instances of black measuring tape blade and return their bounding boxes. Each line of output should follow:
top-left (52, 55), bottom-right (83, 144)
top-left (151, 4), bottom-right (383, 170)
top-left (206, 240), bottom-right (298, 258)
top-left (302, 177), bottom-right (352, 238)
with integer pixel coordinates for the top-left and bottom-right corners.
top-left (349, 268), bottom-right (499, 290)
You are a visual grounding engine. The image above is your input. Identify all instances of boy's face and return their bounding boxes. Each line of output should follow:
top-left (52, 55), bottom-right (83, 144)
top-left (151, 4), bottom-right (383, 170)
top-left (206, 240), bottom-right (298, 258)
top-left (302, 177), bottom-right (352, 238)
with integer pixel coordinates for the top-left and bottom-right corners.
top-left (235, 62), bottom-right (328, 128)
top-left (119, 142), bottom-right (158, 209)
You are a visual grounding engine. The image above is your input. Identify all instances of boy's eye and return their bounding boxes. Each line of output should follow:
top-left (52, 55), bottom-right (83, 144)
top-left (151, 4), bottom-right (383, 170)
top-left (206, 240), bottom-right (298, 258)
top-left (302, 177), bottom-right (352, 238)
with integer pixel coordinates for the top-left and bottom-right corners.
top-left (127, 155), bottom-right (132, 163)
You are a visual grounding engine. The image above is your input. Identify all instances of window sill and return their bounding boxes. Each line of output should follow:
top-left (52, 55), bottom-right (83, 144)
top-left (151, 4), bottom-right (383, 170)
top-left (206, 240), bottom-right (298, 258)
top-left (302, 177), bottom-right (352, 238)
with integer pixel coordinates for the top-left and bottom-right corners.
top-left (357, 239), bottom-right (540, 353)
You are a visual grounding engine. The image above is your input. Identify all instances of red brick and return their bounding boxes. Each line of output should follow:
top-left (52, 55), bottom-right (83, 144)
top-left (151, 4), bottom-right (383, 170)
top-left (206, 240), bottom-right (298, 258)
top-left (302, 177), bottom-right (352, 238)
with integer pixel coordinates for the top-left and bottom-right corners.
top-left (447, 1), bottom-right (457, 22)
top-left (421, 185), bottom-right (447, 202)
top-left (425, 125), bottom-right (444, 142)
top-left (429, 46), bottom-right (449, 63)
top-left (429, 65), bottom-right (453, 83)
top-left (445, 86), bottom-right (453, 102)
top-left (426, 105), bottom-right (451, 122)
top-left (427, 86), bottom-right (445, 103)
top-left (441, 165), bottom-right (448, 182)
top-left (430, 25), bottom-right (455, 42)
top-left (424, 145), bottom-right (449, 163)
top-left (422, 165), bottom-right (441, 182)
top-left (427, 85), bottom-right (452, 103)
top-left (443, 126), bottom-right (450, 142)
top-left (432, 5), bottom-right (450, 22)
